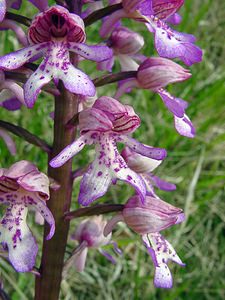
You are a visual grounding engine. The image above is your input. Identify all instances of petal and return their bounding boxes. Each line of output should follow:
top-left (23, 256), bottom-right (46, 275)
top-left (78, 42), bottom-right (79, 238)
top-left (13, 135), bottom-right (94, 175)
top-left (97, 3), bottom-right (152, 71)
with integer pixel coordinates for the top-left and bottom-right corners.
top-left (78, 156), bottom-right (114, 206)
top-left (0, 128), bottom-right (16, 155)
top-left (56, 64), bottom-right (95, 97)
top-left (143, 233), bottom-right (185, 289)
top-left (0, 97), bottom-right (22, 111)
top-left (0, 0), bottom-right (6, 22)
top-left (98, 248), bottom-right (116, 264)
top-left (50, 134), bottom-right (88, 168)
top-left (18, 169), bottom-right (50, 199)
top-left (0, 44), bottom-right (46, 70)
top-left (174, 113), bottom-right (195, 138)
top-left (24, 60), bottom-right (52, 108)
top-left (116, 166), bottom-right (146, 203)
top-left (25, 195), bottom-right (55, 240)
top-left (147, 20), bottom-right (203, 66)
top-left (0, 204), bottom-right (38, 272)
top-left (157, 89), bottom-right (185, 117)
top-left (97, 56), bottom-right (115, 72)
top-left (73, 245), bottom-right (88, 272)
top-left (67, 42), bottom-right (113, 62)
top-left (150, 175), bottom-right (176, 191)
top-left (4, 160), bottom-right (37, 179)
top-left (120, 135), bottom-right (167, 160)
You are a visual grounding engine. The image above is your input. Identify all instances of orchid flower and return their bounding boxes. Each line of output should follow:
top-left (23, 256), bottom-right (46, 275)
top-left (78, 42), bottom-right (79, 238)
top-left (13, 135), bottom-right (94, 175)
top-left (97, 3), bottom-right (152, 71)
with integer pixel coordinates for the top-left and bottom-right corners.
top-left (66, 216), bottom-right (121, 273)
top-left (121, 146), bottom-right (176, 198)
top-left (0, 160), bottom-right (55, 272)
top-left (115, 57), bottom-right (195, 138)
top-left (98, 26), bottom-right (144, 72)
top-left (0, 5), bottom-right (113, 108)
top-left (50, 96), bottom-right (166, 206)
top-left (104, 195), bottom-right (185, 288)
top-left (0, 70), bottom-right (25, 110)
top-left (100, 0), bottom-right (202, 66)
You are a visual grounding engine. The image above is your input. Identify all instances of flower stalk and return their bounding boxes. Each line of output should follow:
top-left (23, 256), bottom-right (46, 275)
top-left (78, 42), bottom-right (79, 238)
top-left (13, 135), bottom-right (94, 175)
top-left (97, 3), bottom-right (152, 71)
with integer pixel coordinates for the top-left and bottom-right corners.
top-left (34, 81), bottom-right (78, 300)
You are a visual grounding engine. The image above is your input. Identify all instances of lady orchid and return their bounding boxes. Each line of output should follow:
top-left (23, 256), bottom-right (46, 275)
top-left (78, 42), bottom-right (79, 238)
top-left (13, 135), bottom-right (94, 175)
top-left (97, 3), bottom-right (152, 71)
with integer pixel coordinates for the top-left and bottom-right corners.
top-left (0, 5), bottom-right (113, 107)
top-left (0, 160), bottom-right (55, 272)
top-left (121, 146), bottom-right (176, 198)
top-left (104, 195), bottom-right (185, 288)
top-left (50, 96), bottom-right (167, 206)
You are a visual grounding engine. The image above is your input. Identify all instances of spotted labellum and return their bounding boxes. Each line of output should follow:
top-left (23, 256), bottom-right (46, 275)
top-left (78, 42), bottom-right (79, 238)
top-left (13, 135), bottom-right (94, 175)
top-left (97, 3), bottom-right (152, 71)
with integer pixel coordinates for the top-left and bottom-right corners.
top-left (0, 161), bottom-right (55, 272)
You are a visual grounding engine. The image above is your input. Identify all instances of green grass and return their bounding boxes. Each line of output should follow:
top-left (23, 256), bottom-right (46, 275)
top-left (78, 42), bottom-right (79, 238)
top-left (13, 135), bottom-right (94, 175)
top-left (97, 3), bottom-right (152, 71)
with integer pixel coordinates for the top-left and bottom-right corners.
top-left (0, 0), bottom-right (225, 299)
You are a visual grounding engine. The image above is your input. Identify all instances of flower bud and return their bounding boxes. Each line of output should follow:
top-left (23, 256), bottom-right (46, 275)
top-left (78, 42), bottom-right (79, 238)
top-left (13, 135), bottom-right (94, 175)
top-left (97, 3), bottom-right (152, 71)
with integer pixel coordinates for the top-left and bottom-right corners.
top-left (73, 216), bottom-right (111, 248)
top-left (123, 195), bottom-right (184, 235)
top-left (137, 57), bottom-right (191, 90)
top-left (104, 195), bottom-right (184, 236)
top-left (109, 27), bottom-right (144, 55)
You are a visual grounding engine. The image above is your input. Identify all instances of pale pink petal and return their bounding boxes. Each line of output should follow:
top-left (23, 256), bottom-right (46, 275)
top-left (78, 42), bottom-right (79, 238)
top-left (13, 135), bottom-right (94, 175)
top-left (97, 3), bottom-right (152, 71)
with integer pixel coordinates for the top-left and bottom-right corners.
top-left (4, 160), bottom-right (37, 179)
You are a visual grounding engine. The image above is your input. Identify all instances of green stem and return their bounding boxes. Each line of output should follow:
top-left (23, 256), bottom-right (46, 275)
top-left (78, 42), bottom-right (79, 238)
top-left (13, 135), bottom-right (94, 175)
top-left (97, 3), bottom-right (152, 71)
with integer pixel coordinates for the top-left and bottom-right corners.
top-left (34, 82), bottom-right (78, 300)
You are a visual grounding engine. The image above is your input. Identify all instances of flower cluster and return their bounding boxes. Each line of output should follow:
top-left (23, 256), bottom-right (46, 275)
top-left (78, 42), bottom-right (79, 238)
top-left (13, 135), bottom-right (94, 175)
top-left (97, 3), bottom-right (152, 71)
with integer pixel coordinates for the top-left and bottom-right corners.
top-left (0, 0), bottom-right (202, 292)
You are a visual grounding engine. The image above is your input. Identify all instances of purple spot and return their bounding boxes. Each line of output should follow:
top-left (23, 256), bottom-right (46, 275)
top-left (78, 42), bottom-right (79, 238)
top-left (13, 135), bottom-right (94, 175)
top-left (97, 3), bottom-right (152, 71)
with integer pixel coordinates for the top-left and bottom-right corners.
top-left (127, 175), bottom-right (132, 181)
top-left (97, 171), bottom-right (102, 177)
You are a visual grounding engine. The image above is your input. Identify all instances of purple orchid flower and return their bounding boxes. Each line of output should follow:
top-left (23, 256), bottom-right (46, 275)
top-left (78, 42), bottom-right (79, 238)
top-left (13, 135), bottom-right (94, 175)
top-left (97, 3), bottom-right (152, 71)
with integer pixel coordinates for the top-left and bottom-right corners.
top-left (0, 5), bottom-right (113, 108)
top-left (98, 26), bottom-right (144, 72)
top-left (0, 70), bottom-right (25, 110)
top-left (104, 195), bottom-right (185, 288)
top-left (68, 216), bottom-right (121, 272)
top-left (115, 57), bottom-right (195, 138)
top-left (100, 0), bottom-right (202, 66)
top-left (121, 146), bottom-right (176, 197)
top-left (0, 160), bottom-right (55, 272)
top-left (50, 96), bottom-right (166, 206)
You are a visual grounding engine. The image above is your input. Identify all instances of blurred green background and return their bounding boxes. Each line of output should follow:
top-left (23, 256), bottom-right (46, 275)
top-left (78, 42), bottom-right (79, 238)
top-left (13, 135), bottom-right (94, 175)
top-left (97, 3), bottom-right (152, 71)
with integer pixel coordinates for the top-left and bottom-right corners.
top-left (0, 0), bottom-right (224, 299)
